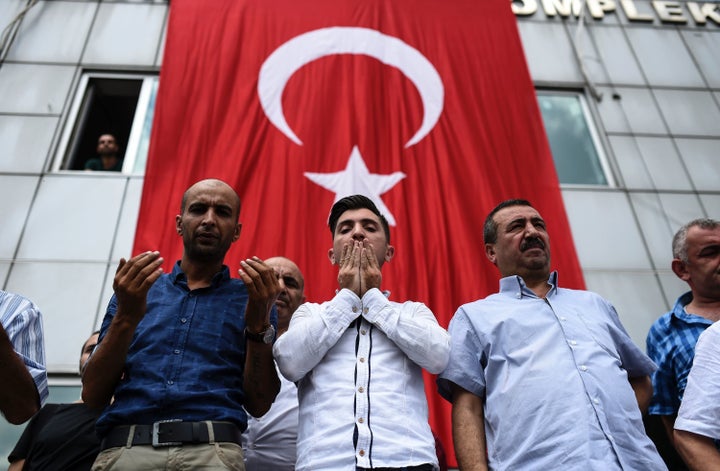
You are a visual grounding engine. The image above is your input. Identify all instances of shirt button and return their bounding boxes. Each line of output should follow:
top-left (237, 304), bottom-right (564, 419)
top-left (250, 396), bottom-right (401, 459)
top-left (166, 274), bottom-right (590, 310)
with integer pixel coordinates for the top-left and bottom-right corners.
top-left (358, 386), bottom-right (365, 393)
top-left (363, 307), bottom-right (369, 314)
top-left (174, 349), bottom-right (180, 354)
top-left (359, 357), bottom-right (366, 363)
top-left (180, 318), bottom-right (187, 324)
top-left (593, 398), bottom-right (599, 404)
top-left (358, 449), bottom-right (365, 457)
top-left (608, 434), bottom-right (614, 442)
top-left (570, 340), bottom-right (577, 346)
top-left (358, 417), bottom-right (364, 424)
top-left (516, 293), bottom-right (521, 299)
top-left (560, 317), bottom-right (567, 321)
top-left (352, 306), bottom-right (358, 313)
top-left (361, 329), bottom-right (367, 335)
top-left (167, 380), bottom-right (174, 385)
top-left (580, 365), bottom-right (588, 371)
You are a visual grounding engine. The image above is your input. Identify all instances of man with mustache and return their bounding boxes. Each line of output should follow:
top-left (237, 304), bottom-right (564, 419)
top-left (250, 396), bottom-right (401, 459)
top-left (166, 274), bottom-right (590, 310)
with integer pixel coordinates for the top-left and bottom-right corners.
top-left (242, 256), bottom-right (305, 470)
top-left (82, 178), bottom-right (281, 471)
top-left (438, 199), bottom-right (666, 470)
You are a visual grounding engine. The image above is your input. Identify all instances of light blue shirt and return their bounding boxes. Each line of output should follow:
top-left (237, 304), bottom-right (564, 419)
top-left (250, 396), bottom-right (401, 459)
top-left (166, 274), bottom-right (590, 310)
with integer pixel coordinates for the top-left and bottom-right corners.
top-left (438, 272), bottom-right (666, 470)
top-left (0, 290), bottom-right (48, 405)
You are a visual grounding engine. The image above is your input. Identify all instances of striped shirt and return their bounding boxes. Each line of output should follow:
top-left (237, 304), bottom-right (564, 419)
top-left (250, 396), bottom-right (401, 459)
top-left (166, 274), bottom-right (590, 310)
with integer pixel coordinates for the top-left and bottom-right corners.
top-left (0, 291), bottom-right (48, 404)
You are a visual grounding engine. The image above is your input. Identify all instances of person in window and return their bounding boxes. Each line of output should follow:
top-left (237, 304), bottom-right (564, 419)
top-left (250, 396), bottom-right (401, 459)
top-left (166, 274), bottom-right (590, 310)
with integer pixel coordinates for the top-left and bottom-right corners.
top-left (84, 134), bottom-right (123, 172)
top-left (8, 331), bottom-right (101, 471)
top-left (274, 195), bottom-right (450, 471)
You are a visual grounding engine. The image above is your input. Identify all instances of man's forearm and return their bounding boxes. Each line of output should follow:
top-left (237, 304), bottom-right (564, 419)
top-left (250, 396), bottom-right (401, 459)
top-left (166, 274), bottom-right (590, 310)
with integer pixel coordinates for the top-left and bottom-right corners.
top-left (81, 316), bottom-right (135, 409)
top-left (0, 327), bottom-right (39, 424)
top-left (452, 386), bottom-right (489, 471)
top-left (243, 341), bottom-right (279, 417)
top-left (629, 375), bottom-right (653, 414)
top-left (675, 429), bottom-right (720, 471)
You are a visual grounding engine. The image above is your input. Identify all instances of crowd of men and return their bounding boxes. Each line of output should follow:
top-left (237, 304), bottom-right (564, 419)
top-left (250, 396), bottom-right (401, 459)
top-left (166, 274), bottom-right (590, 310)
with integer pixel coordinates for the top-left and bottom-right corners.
top-left (2, 179), bottom-right (719, 470)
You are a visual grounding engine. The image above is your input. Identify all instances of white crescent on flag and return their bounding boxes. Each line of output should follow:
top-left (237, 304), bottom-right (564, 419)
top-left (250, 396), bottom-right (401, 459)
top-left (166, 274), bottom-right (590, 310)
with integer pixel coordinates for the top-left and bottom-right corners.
top-left (257, 26), bottom-right (444, 148)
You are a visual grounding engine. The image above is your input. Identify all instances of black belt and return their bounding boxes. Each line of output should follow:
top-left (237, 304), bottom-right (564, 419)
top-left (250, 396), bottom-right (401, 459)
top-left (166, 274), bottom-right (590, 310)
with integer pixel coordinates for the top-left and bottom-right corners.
top-left (101, 420), bottom-right (241, 450)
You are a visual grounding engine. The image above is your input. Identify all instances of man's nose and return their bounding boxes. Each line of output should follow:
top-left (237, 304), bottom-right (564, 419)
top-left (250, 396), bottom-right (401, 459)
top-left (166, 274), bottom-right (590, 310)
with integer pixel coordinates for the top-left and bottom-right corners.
top-left (351, 224), bottom-right (365, 240)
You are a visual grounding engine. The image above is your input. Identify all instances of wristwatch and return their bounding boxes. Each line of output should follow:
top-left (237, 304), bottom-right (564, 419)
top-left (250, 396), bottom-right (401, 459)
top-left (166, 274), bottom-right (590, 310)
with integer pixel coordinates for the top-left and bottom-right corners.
top-left (245, 325), bottom-right (276, 344)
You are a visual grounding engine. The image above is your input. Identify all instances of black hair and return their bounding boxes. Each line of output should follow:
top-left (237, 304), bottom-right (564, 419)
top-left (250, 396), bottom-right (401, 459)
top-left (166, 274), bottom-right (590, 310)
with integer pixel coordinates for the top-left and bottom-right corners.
top-left (483, 199), bottom-right (533, 244)
top-left (328, 195), bottom-right (391, 243)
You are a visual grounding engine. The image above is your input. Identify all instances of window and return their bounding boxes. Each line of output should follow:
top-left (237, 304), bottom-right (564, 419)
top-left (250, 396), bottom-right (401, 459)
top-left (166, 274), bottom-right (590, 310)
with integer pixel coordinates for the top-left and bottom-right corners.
top-left (53, 73), bottom-right (158, 174)
top-left (537, 92), bottom-right (612, 186)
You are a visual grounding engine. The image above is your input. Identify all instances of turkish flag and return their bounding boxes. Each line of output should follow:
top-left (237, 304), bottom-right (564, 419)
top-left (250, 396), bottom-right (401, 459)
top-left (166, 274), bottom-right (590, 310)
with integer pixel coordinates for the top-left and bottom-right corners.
top-left (135, 0), bottom-right (585, 465)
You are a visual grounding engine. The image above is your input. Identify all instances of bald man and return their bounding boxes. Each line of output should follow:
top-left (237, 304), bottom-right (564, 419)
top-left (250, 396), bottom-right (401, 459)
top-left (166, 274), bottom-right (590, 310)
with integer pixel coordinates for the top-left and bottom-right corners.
top-left (243, 256), bottom-right (306, 470)
top-left (83, 179), bottom-right (281, 471)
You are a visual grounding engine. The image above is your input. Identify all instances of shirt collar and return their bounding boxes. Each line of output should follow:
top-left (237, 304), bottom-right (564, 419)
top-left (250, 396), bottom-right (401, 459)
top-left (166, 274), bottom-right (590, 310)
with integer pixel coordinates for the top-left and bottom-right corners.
top-left (171, 261), bottom-right (231, 288)
top-left (498, 271), bottom-right (558, 299)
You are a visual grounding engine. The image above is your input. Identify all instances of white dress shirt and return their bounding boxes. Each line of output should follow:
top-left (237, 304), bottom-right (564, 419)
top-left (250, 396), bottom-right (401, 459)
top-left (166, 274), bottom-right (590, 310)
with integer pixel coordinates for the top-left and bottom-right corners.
top-left (242, 363), bottom-right (298, 470)
top-left (274, 288), bottom-right (450, 471)
top-left (675, 320), bottom-right (720, 440)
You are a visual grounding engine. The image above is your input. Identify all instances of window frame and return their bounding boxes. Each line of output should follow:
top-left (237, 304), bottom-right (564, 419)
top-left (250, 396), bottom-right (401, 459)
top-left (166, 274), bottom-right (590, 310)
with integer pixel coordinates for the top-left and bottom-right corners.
top-left (536, 89), bottom-right (615, 187)
top-left (51, 72), bottom-right (159, 175)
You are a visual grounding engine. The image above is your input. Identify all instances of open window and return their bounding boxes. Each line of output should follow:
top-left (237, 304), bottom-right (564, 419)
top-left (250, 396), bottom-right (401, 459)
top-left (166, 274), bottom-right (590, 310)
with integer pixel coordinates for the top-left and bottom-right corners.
top-left (53, 73), bottom-right (158, 174)
top-left (537, 91), bottom-right (613, 186)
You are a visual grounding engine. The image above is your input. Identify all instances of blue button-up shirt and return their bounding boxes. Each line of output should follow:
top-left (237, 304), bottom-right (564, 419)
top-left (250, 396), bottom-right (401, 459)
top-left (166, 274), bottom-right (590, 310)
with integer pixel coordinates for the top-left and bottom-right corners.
top-left (647, 291), bottom-right (712, 416)
top-left (96, 262), bottom-right (276, 436)
top-left (438, 272), bottom-right (666, 470)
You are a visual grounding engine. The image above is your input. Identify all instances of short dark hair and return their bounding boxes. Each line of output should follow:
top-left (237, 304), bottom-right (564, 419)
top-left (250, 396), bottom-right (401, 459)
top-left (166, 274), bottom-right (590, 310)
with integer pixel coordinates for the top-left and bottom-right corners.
top-left (328, 195), bottom-right (391, 243)
top-left (483, 199), bottom-right (533, 244)
top-left (672, 218), bottom-right (720, 262)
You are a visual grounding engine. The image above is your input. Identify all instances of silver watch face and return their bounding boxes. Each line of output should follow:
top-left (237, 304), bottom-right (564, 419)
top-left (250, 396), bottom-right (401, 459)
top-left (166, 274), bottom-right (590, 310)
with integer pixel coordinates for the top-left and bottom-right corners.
top-left (262, 325), bottom-right (276, 344)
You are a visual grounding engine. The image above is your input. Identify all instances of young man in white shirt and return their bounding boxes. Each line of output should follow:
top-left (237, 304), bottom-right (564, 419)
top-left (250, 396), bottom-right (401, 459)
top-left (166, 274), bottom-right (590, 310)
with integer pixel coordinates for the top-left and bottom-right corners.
top-left (274, 195), bottom-right (450, 471)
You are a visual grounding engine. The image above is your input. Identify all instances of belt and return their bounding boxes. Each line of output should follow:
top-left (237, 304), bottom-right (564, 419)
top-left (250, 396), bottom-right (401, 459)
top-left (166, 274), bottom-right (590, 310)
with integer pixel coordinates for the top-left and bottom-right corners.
top-left (101, 420), bottom-right (241, 450)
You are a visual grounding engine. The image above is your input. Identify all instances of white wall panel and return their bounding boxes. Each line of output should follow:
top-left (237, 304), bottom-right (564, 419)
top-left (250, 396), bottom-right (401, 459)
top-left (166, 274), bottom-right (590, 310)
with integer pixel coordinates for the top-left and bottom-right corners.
top-left (634, 136), bottom-right (692, 191)
top-left (699, 194), bottom-right (720, 220)
top-left (583, 270), bottom-right (667, 351)
top-left (83, 3), bottom-right (166, 66)
top-left (628, 192), bottom-right (675, 269)
top-left (595, 87), bottom-right (667, 134)
top-left (682, 31), bottom-right (720, 88)
top-left (0, 0), bottom-right (23, 26)
top-left (658, 193), bottom-right (710, 226)
top-left (626, 28), bottom-right (705, 87)
top-left (0, 176), bottom-right (39, 259)
top-left (16, 175), bottom-right (126, 261)
top-left (5, 1), bottom-right (96, 63)
top-left (654, 89), bottom-right (720, 137)
top-left (517, 22), bottom-right (582, 83)
top-left (0, 116), bottom-right (57, 173)
top-left (588, 26), bottom-right (645, 85)
top-left (0, 64), bottom-right (76, 115)
top-left (5, 261), bottom-right (106, 372)
top-left (0, 263), bottom-right (9, 288)
top-left (562, 190), bottom-right (652, 269)
top-left (676, 138), bottom-right (720, 191)
top-left (608, 136), bottom-right (654, 189)
top-left (111, 177), bottom-right (144, 262)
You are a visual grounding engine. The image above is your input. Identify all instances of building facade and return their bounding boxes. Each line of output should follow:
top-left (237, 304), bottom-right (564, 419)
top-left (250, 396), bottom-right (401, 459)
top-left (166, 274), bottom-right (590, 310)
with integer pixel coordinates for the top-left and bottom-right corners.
top-left (0, 0), bottom-right (718, 459)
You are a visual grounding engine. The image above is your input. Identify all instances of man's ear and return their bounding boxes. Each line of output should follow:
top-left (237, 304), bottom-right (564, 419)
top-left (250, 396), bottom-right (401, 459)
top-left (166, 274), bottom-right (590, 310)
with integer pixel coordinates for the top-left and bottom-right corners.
top-left (485, 243), bottom-right (497, 265)
top-left (232, 223), bottom-right (242, 242)
top-left (671, 258), bottom-right (690, 282)
top-left (328, 248), bottom-right (336, 265)
top-left (384, 245), bottom-right (395, 263)
top-left (176, 215), bottom-right (182, 235)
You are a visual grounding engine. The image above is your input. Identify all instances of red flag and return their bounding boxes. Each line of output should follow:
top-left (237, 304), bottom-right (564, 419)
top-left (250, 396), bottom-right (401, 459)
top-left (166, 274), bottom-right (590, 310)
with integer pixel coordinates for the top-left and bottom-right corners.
top-left (135, 0), bottom-right (585, 465)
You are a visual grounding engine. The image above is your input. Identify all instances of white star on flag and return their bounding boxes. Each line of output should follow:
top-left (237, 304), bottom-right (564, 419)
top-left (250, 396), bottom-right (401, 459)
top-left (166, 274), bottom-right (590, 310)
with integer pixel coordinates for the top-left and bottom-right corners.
top-left (304, 146), bottom-right (406, 226)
